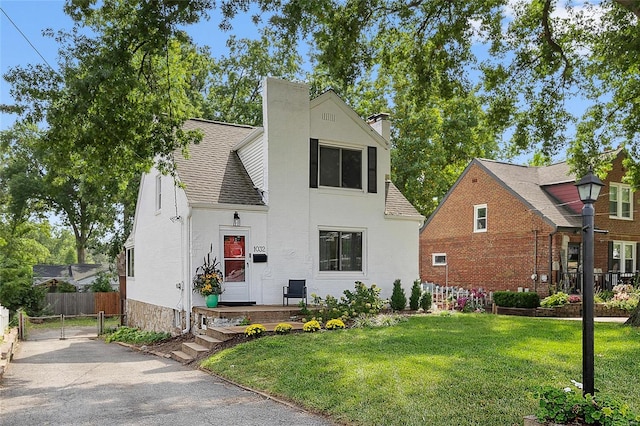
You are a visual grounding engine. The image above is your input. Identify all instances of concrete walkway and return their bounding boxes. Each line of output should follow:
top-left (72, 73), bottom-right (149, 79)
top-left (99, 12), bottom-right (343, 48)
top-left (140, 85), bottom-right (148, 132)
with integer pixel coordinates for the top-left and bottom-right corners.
top-left (0, 330), bottom-right (336, 426)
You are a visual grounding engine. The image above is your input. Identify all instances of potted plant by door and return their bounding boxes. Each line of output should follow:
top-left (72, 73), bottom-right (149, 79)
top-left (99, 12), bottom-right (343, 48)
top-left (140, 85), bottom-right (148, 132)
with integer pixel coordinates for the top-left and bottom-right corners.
top-left (193, 247), bottom-right (224, 308)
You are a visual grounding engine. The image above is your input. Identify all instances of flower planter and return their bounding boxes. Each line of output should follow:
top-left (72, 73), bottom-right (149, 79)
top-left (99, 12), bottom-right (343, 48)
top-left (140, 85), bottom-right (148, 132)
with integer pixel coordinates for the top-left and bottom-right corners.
top-left (205, 294), bottom-right (219, 308)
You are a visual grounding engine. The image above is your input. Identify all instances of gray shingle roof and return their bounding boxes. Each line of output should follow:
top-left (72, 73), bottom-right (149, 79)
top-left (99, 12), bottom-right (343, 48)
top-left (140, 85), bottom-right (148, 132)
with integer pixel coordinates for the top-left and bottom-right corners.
top-left (174, 119), bottom-right (265, 206)
top-left (476, 159), bottom-right (581, 228)
top-left (385, 182), bottom-right (424, 219)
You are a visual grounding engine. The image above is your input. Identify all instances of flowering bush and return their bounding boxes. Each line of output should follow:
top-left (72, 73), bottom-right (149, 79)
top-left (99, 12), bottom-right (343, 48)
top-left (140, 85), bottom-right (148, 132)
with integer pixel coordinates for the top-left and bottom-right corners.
top-left (568, 294), bottom-right (582, 303)
top-left (274, 323), bottom-right (293, 335)
top-left (534, 383), bottom-right (640, 425)
top-left (192, 246), bottom-right (223, 296)
top-left (605, 285), bottom-right (640, 312)
top-left (325, 319), bottom-right (345, 330)
top-left (245, 324), bottom-right (266, 338)
top-left (303, 320), bottom-right (321, 332)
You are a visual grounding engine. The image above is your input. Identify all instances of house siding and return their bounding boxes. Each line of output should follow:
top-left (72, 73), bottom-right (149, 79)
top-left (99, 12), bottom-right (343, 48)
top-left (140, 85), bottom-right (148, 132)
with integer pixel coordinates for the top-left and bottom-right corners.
top-left (420, 163), bottom-right (557, 293)
top-left (237, 135), bottom-right (265, 191)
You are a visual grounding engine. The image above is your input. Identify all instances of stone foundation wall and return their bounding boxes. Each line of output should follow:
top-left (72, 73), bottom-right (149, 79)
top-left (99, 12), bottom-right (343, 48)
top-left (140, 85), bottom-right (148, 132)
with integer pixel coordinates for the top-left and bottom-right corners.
top-left (126, 299), bottom-right (183, 335)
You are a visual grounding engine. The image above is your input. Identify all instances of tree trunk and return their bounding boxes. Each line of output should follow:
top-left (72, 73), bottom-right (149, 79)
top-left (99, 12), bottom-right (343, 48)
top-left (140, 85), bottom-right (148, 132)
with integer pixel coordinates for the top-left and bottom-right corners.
top-left (625, 304), bottom-right (640, 326)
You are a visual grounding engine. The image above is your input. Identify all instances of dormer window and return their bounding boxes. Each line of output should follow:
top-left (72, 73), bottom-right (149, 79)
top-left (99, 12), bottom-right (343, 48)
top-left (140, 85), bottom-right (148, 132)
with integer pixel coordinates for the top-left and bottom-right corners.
top-left (609, 183), bottom-right (632, 220)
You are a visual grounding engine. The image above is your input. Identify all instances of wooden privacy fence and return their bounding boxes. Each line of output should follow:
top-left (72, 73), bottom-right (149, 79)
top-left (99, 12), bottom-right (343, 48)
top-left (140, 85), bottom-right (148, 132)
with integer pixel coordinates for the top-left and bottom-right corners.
top-left (45, 292), bottom-right (121, 316)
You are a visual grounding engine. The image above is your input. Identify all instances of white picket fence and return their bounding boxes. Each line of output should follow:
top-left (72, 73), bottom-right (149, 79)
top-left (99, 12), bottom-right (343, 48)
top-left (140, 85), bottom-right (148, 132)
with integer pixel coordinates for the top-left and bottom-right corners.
top-left (421, 282), bottom-right (492, 311)
top-left (0, 304), bottom-right (9, 334)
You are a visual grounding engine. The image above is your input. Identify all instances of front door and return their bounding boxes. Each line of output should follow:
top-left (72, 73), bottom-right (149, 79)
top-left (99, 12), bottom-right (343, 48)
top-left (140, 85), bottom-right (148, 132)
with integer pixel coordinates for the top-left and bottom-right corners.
top-left (220, 233), bottom-right (250, 302)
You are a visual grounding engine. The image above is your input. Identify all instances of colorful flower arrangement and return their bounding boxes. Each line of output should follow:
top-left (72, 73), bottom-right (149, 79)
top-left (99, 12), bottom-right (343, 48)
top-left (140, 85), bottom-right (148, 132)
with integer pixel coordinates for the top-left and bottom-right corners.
top-left (245, 324), bottom-right (266, 338)
top-left (192, 246), bottom-right (224, 296)
top-left (303, 319), bottom-right (321, 332)
top-left (274, 323), bottom-right (293, 335)
top-left (325, 319), bottom-right (345, 330)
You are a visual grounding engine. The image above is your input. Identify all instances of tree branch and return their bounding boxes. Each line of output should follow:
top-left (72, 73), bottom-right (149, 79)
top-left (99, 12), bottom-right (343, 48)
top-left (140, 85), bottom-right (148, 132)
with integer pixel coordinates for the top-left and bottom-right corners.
top-left (614, 0), bottom-right (640, 20)
top-left (541, 0), bottom-right (572, 83)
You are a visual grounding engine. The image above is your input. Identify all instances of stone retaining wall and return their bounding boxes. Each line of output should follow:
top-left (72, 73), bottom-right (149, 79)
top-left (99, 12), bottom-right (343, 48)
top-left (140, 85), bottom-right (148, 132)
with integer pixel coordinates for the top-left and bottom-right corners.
top-left (126, 299), bottom-right (183, 335)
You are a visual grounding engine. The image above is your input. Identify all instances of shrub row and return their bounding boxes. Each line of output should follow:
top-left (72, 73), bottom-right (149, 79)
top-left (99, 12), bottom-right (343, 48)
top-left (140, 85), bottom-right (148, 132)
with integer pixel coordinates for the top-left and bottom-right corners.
top-left (493, 291), bottom-right (540, 308)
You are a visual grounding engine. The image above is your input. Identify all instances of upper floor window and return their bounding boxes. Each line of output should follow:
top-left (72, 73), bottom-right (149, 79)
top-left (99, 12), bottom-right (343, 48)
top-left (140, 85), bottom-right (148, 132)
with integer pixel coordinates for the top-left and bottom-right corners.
top-left (319, 230), bottom-right (363, 271)
top-left (320, 146), bottom-right (362, 189)
top-left (609, 183), bottom-right (632, 220)
top-left (474, 204), bottom-right (487, 232)
top-left (155, 175), bottom-right (162, 211)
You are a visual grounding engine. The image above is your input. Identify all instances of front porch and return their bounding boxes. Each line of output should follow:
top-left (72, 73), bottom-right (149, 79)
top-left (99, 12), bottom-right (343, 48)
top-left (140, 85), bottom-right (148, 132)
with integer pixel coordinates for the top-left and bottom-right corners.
top-left (192, 304), bottom-right (306, 324)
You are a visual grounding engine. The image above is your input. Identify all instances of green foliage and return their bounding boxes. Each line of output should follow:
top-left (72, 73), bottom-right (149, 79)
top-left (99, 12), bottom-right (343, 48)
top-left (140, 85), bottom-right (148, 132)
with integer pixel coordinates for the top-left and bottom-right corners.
top-left (104, 326), bottom-right (170, 344)
top-left (351, 313), bottom-right (408, 329)
top-left (245, 324), bottom-right (267, 338)
top-left (89, 271), bottom-right (116, 293)
top-left (311, 281), bottom-right (386, 322)
top-left (493, 291), bottom-right (540, 308)
top-left (409, 279), bottom-right (422, 311)
top-left (0, 259), bottom-right (46, 316)
top-left (419, 292), bottom-right (433, 311)
top-left (535, 386), bottom-right (640, 426)
top-left (389, 279), bottom-right (407, 311)
top-left (56, 281), bottom-right (77, 293)
top-left (540, 292), bottom-right (570, 308)
top-left (274, 323), bottom-right (292, 335)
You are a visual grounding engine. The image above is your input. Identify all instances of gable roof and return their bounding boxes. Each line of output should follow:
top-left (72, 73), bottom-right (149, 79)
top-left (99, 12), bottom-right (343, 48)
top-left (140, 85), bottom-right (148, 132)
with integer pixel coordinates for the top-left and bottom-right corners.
top-left (174, 119), bottom-right (265, 206)
top-left (385, 182), bottom-right (424, 220)
top-left (476, 159), bottom-right (581, 228)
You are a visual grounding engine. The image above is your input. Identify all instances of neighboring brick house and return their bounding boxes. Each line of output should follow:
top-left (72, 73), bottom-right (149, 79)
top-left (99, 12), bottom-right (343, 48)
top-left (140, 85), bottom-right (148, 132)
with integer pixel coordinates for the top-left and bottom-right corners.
top-left (420, 150), bottom-right (640, 295)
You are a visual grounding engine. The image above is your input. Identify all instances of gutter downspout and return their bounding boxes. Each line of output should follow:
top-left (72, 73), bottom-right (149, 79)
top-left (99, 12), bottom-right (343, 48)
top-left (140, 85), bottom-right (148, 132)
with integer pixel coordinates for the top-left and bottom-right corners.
top-left (548, 228), bottom-right (558, 293)
top-left (182, 206), bottom-right (193, 334)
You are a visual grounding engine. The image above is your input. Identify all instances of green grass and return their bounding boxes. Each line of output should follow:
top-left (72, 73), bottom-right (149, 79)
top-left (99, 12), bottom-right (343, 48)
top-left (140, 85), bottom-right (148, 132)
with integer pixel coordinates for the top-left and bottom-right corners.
top-left (200, 314), bottom-right (640, 426)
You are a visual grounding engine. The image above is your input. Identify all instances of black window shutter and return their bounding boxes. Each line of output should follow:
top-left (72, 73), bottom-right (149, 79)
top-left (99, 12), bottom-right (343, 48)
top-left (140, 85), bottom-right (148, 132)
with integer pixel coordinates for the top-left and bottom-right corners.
top-left (310, 138), bottom-right (318, 188)
top-left (367, 146), bottom-right (377, 193)
top-left (636, 243), bottom-right (640, 272)
top-left (607, 241), bottom-right (614, 271)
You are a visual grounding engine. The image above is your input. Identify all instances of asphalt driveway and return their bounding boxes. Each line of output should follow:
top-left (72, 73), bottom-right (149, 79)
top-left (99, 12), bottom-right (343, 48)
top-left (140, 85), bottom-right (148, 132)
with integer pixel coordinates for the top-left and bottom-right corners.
top-left (0, 330), bottom-right (336, 425)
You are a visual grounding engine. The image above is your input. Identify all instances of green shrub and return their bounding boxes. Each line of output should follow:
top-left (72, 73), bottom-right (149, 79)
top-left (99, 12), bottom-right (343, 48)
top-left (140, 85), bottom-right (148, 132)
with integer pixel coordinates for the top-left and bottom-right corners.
top-left (540, 292), bottom-right (570, 308)
top-left (493, 291), bottom-right (540, 308)
top-left (351, 313), bottom-right (407, 328)
top-left (311, 281), bottom-right (386, 321)
top-left (104, 326), bottom-right (170, 344)
top-left (89, 271), bottom-right (116, 292)
top-left (56, 281), bottom-right (77, 293)
top-left (390, 279), bottom-right (407, 311)
top-left (409, 280), bottom-right (422, 310)
top-left (419, 292), bottom-right (432, 311)
top-left (535, 385), bottom-right (640, 425)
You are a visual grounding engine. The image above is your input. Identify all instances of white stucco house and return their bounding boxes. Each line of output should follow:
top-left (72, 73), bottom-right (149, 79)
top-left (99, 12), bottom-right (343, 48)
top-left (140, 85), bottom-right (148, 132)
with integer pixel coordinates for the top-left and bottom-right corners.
top-left (125, 77), bottom-right (424, 333)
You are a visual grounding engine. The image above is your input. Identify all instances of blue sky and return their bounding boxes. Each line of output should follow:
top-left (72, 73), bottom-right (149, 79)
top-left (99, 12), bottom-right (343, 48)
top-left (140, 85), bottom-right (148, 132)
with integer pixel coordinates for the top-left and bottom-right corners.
top-left (0, 0), bottom-right (262, 131)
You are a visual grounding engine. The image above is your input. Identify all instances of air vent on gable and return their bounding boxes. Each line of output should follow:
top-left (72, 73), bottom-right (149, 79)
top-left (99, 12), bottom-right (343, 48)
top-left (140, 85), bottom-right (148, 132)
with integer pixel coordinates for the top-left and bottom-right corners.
top-left (322, 112), bottom-right (336, 122)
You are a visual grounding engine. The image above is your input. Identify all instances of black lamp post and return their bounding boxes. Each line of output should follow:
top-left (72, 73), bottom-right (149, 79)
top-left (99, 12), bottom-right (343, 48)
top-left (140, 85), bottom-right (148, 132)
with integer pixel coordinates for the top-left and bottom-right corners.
top-left (575, 170), bottom-right (604, 396)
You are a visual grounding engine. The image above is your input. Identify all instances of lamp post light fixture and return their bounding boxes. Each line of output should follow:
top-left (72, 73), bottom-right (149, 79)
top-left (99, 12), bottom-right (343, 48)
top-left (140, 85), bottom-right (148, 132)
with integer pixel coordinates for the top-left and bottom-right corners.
top-left (575, 169), bottom-right (604, 397)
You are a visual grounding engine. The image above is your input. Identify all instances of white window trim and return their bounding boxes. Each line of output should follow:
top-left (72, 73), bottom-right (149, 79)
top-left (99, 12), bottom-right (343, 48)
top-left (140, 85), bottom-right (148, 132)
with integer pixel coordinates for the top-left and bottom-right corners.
top-left (612, 241), bottom-right (636, 273)
top-left (432, 253), bottom-right (447, 266)
top-left (474, 204), bottom-right (487, 233)
top-left (317, 227), bottom-right (367, 276)
top-left (609, 183), bottom-right (633, 220)
top-left (155, 174), bottom-right (162, 213)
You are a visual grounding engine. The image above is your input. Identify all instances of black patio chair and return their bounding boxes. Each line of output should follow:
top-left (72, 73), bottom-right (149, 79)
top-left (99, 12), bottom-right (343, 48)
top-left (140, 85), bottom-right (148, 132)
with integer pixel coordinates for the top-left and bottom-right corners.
top-left (283, 279), bottom-right (307, 306)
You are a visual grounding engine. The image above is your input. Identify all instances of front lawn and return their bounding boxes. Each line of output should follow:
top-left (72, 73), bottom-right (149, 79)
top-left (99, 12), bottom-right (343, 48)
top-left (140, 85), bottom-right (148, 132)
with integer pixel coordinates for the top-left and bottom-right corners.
top-left (201, 314), bottom-right (640, 425)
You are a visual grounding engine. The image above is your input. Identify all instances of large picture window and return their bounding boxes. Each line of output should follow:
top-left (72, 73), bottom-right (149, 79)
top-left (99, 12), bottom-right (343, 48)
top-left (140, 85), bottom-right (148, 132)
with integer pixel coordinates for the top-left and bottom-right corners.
top-left (474, 204), bottom-right (487, 233)
top-left (319, 230), bottom-right (363, 271)
top-left (319, 146), bottom-right (362, 189)
top-left (609, 183), bottom-right (632, 220)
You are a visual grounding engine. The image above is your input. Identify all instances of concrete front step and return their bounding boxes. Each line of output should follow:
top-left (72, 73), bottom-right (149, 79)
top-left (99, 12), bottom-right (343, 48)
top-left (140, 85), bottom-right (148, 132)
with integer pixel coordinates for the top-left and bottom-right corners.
top-left (170, 350), bottom-right (193, 364)
top-left (195, 334), bottom-right (223, 349)
top-left (182, 342), bottom-right (210, 358)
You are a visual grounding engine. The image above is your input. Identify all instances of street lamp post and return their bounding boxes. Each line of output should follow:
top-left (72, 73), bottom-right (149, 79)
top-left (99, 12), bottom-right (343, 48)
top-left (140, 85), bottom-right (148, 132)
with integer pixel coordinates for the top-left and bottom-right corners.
top-left (576, 170), bottom-right (604, 397)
